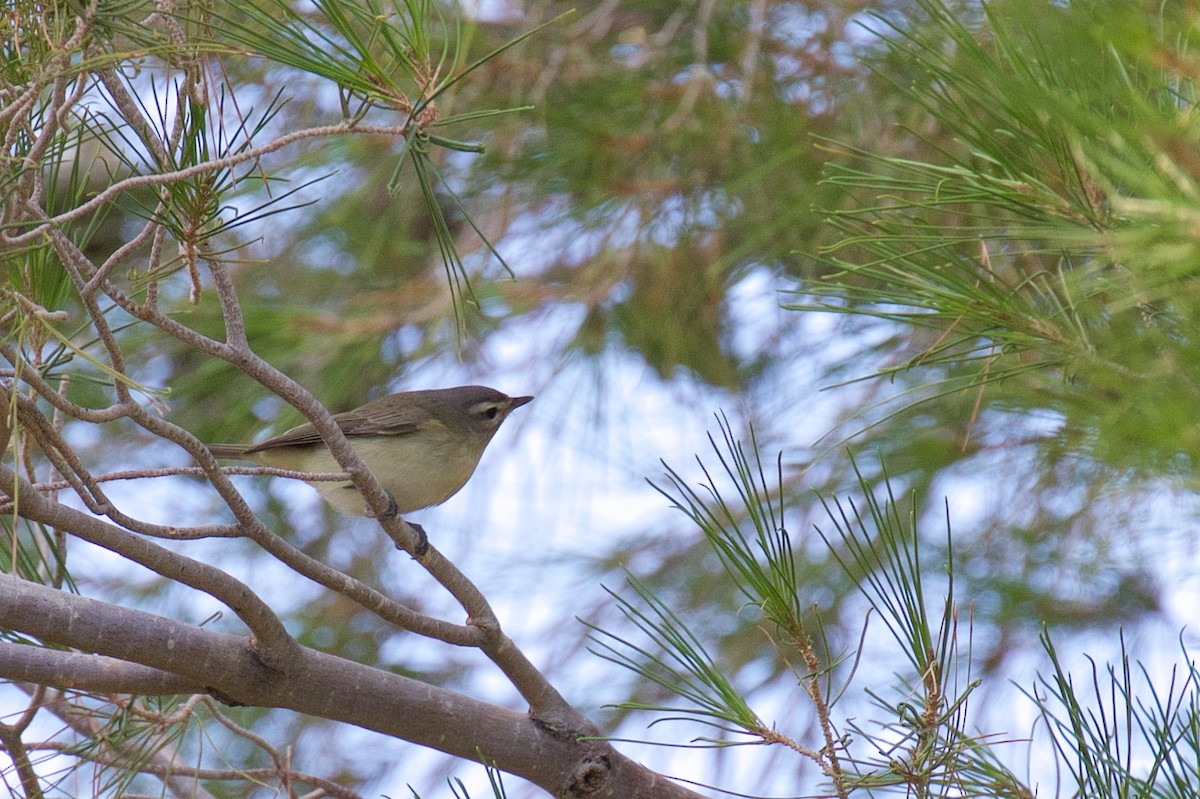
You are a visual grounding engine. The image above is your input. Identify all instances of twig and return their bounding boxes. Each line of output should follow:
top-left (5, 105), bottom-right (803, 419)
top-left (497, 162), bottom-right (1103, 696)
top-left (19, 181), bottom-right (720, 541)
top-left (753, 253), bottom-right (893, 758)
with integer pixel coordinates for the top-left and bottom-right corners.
top-left (35, 688), bottom-right (220, 799)
top-left (0, 721), bottom-right (44, 799)
top-left (3, 123), bottom-right (412, 247)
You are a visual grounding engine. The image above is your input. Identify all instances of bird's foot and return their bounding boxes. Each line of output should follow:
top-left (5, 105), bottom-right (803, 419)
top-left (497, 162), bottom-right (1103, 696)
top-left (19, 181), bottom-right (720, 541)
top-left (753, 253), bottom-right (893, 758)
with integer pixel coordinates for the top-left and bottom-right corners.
top-left (365, 492), bottom-right (400, 519)
top-left (408, 522), bottom-right (429, 558)
top-left (367, 494), bottom-right (426, 555)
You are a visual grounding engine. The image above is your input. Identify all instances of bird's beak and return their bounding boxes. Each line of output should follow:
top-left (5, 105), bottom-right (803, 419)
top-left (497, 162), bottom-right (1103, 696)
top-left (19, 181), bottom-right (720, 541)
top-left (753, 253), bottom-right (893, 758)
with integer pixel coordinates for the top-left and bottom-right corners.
top-left (509, 395), bottom-right (534, 410)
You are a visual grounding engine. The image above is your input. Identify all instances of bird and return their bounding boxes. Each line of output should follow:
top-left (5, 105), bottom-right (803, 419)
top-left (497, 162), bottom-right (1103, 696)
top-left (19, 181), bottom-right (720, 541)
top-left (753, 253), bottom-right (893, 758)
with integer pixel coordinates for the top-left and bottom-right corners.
top-left (207, 386), bottom-right (533, 520)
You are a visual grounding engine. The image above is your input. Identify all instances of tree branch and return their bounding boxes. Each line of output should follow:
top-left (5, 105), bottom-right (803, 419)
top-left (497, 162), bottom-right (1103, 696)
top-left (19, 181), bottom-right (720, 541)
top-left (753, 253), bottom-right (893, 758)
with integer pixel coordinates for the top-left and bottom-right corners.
top-left (0, 574), bottom-right (708, 799)
top-left (0, 645), bottom-right (199, 694)
top-left (0, 464), bottom-right (297, 668)
top-left (2, 123), bottom-right (413, 248)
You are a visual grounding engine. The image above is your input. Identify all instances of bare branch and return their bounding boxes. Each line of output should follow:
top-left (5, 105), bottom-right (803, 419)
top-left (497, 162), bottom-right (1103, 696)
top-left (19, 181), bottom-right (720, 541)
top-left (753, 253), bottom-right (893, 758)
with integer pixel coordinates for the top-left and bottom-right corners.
top-left (0, 645), bottom-right (200, 695)
top-left (26, 464), bottom-right (355, 494)
top-left (95, 67), bottom-right (172, 167)
top-left (0, 575), bottom-right (708, 799)
top-left (0, 345), bottom-right (138, 424)
top-left (0, 464), bottom-right (296, 666)
top-left (0, 722), bottom-right (44, 799)
top-left (85, 216), bottom-right (170, 298)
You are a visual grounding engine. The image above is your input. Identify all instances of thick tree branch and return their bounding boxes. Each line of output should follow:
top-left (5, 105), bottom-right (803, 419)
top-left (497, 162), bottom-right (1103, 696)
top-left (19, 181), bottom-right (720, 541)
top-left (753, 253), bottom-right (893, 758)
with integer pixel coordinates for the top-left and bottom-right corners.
top-left (0, 575), bottom-right (707, 799)
top-left (0, 464), bottom-right (297, 667)
top-left (0, 645), bottom-right (199, 694)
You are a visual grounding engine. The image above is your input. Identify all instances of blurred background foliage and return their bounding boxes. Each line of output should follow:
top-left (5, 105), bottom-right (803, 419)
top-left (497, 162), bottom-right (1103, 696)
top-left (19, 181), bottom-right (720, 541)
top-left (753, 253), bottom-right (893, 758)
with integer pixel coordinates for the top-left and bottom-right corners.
top-left (7, 0), bottom-right (1200, 794)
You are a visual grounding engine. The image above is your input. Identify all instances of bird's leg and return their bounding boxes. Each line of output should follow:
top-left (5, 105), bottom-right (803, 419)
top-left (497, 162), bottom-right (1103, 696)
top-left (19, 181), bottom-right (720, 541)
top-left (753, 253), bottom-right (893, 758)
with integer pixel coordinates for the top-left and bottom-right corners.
top-left (384, 491), bottom-right (432, 554)
top-left (376, 492), bottom-right (429, 556)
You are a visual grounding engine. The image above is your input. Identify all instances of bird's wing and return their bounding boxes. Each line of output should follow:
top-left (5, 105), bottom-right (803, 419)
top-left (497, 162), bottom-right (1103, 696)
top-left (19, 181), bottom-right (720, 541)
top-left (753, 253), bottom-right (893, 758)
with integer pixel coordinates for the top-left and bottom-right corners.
top-left (333, 395), bottom-right (432, 437)
top-left (244, 395), bottom-right (430, 452)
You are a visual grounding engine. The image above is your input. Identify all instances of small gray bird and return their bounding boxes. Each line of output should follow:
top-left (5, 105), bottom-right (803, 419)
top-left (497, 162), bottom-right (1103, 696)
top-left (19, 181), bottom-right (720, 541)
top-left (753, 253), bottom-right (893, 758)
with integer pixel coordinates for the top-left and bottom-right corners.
top-left (208, 385), bottom-right (533, 516)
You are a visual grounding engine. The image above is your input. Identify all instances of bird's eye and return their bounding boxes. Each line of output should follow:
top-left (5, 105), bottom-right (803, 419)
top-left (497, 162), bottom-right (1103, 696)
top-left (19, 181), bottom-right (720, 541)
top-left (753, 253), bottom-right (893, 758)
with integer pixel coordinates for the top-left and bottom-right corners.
top-left (485, 406), bottom-right (500, 420)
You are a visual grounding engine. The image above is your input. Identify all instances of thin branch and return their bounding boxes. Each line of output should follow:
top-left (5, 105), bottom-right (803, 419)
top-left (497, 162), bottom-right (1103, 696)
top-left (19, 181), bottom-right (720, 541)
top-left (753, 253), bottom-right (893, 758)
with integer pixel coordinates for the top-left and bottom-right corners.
top-left (9, 388), bottom-right (121, 516)
top-left (95, 67), bottom-right (172, 167)
top-left (36, 689), bottom-right (221, 799)
top-left (42, 225), bottom-right (136, 407)
top-left (0, 345), bottom-right (138, 424)
top-left (417, 545), bottom-right (592, 733)
top-left (207, 257), bottom-right (249, 348)
top-left (84, 215), bottom-right (170, 298)
top-left (30, 738), bottom-right (360, 799)
top-left (0, 721), bottom-right (44, 799)
top-left (25, 464), bottom-right (355, 494)
top-left (3, 123), bottom-right (411, 247)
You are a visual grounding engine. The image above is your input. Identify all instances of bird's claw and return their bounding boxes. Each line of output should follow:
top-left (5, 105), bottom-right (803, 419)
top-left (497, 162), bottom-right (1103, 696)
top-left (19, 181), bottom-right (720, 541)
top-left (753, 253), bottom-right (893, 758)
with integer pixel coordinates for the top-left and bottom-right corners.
top-left (408, 522), bottom-right (429, 557)
top-left (365, 493), bottom-right (399, 519)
